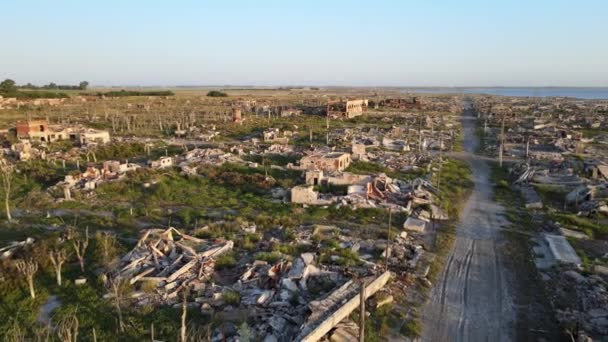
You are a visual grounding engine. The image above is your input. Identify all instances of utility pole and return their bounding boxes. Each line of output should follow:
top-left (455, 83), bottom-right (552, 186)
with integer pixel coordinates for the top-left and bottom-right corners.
top-left (499, 114), bottom-right (505, 167)
top-left (437, 164), bottom-right (441, 192)
top-left (385, 208), bottom-right (392, 271)
top-left (309, 128), bottom-right (313, 145)
top-left (359, 281), bottom-right (366, 342)
top-left (418, 114), bottom-right (423, 153)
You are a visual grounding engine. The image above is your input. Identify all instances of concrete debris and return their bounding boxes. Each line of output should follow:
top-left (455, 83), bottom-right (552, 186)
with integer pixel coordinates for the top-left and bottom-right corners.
top-left (543, 233), bottom-right (582, 266)
top-left (0, 237), bottom-right (35, 259)
top-left (403, 217), bottom-right (427, 233)
top-left (112, 227), bottom-right (233, 305)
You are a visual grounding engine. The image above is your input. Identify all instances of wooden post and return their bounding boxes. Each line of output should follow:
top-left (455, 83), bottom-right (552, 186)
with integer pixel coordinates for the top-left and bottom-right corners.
top-left (499, 114), bottom-right (505, 167)
top-left (437, 165), bottom-right (441, 192)
top-left (385, 208), bottom-right (392, 271)
top-left (359, 281), bottom-right (365, 342)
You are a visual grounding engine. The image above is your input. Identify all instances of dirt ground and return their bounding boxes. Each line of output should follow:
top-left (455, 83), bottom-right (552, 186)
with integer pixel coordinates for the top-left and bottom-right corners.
top-left (421, 106), bottom-right (516, 341)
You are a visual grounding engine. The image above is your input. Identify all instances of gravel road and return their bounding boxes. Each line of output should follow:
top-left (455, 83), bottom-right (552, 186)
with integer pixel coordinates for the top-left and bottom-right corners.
top-left (421, 106), bottom-right (516, 341)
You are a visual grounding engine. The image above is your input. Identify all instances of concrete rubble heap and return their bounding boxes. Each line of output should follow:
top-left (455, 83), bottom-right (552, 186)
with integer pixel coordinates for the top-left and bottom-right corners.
top-left (552, 267), bottom-right (608, 338)
top-left (112, 227), bottom-right (233, 306)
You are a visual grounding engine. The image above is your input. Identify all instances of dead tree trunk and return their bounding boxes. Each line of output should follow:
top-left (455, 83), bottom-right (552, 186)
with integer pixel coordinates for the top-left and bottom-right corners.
top-left (105, 276), bottom-right (125, 332)
top-left (73, 227), bottom-right (90, 272)
top-left (0, 159), bottom-right (14, 222)
top-left (57, 314), bottom-right (79, 342)
top-left (49, 249), bottom-right (68, 286)
top-left (15, 259), bottom-right (38, 299)
top-left (180, 291), bottom-right (187, 342)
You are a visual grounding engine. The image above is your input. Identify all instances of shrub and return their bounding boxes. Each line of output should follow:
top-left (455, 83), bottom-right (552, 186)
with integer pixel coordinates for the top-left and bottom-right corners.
top-left (255, 252), bottom-right (282, 263)
top-left (207, 90), bottom-right (228, 97)
top-left (223, 289), bottom-right (240, 305)
top-left (401, 319), bottom-right (422, 338)
top-left (215, 253), bottom-right (237, 270)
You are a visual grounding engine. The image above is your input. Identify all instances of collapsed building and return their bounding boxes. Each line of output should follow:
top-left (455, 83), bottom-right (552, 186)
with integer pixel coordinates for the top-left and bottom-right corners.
top-left (108, 227), bottom-right (395, 341)
top-left (15, 119), bottom-right (111, 145)
top-left (262, 128), bottom-right (291, 145)
top-left (369, 97), bottom-right (422, 110)
top-left (298, 152), bottom-right (352, 172)
top-left (327, 99), bottom-right (368, 119)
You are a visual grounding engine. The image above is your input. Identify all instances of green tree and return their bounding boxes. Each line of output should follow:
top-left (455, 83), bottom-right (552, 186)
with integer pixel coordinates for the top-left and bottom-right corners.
top-left (79, 81), bottom-right (89, 90)
top-left (0, 79), bottom-right (17, 93)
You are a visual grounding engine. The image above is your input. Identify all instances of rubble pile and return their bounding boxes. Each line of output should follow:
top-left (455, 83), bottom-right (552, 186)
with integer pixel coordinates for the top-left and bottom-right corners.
top-left (229, 254), bottom-right (351, 340)
top-left (566, 183), bottom-right (608, 217)
top-left (113, 227), bottom-right (233, 306)
top-left (181, 148), bottom-right (243, 166)
top-left (0, 237), bottom-right (35, 259)
top-left (364, 150), bottom-right (426, 171)
top-left (552, 267), bottom-right (608, 338)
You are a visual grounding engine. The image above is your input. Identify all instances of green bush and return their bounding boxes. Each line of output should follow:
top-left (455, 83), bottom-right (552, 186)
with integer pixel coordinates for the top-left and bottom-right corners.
top-left (223, 289), bottom-right (241, 305)
top-left (215, 252), bottom-right (237, 270)
top-left (206, 90), bottom-right (228, 97)
top-left (255, 252), bottom-right (282, 263)
top-left (401, 319), bottom-right (422, 337)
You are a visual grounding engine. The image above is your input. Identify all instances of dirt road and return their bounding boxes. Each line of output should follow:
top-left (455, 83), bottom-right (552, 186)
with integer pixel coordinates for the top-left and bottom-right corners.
top-left (421, 106), bottom-right (516, 341)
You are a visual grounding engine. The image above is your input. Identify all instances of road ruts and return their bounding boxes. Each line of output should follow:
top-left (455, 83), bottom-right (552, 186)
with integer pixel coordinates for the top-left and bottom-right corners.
top-left (421, 104), bottom-right (516, 342)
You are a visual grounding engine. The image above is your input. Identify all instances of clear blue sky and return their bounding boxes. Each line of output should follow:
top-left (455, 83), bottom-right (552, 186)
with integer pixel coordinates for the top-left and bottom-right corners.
top-left (1, 0), bottom-right (607, 87)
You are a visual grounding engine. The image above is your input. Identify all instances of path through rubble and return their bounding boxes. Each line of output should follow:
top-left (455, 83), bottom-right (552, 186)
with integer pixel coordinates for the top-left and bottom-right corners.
top-left (421, 104), bottom-right (516, 341)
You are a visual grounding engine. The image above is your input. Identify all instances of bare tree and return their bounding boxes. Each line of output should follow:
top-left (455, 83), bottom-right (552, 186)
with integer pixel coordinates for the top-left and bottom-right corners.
top-left (179, 287), bottom-right (190, 342)
top-left (96, 232), bottom-right (117, 265)
top-left (0, 158), bottom-right (14, 221)
top-left (33, 324), bottom-right (51, 342)
top-left (104, 275), bottom-right (126, 332)
top-left (5, 318), bottom-right (25, 342)
top-left (56, 314), bottom-right (79, 342)
top-left (186, 324), bottom-right (212, 342)
top-left (49, 249), bottom-right (68, 286)
top-left (73, 227), bottom-right (90, 272)
top-left (15, 259), bottom-right (38, 299)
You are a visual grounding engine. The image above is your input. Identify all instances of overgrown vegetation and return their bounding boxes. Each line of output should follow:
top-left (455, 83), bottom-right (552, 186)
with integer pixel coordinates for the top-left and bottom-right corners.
top-left (206, 90), bottom-right (228, 97)
top-left (96, 90), bottom-right (175, 97)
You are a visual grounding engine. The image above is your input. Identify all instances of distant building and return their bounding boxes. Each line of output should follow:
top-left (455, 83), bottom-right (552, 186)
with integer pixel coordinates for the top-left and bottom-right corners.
top-left (15, 119), bottom-right (110, 145)
top-left (263, 128), bottom-right (290, 144)
top-left (300, 152), bottom-right (352, 172)
top-left (148, 156), bottom-right (174, 169)
top-left (327, 99), bottom-right (368, 118)
top-left (16, 119), bottom-right (48, 139)
top-left (370, 97), bottom-right (421, 110)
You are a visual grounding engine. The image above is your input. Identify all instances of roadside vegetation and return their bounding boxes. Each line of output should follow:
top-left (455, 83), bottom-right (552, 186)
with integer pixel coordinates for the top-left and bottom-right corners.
top-left (489, 163), bottom-right (563, 341)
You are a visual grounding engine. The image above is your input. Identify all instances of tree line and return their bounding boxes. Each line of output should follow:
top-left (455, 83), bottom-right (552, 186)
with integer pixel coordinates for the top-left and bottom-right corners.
top-left (0, 78), bottom-right (75, 99)
top-left (96, 89), bottom-right (175, 97)
top-left (21, 80), bottom-right (89, 90)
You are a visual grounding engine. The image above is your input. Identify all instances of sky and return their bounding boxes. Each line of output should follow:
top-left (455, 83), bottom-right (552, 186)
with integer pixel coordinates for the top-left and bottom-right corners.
top-left (1, 0), bottom-right (607, 87)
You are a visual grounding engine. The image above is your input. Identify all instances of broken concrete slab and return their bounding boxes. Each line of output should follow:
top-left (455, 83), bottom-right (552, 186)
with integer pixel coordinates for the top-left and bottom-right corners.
top-left (403, 217), bottom-right (427, 233)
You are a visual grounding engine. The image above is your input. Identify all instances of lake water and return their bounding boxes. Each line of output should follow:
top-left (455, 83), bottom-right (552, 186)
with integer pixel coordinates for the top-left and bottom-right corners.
top-left (401, 87), bottom-right (608, 100)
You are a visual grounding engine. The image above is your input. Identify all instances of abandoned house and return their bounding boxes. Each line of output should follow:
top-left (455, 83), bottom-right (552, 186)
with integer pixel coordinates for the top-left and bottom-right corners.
top-left (148, 156), bottom-right (174, 169)
top-left (299, 152), bottom-right (352, 172)
top-left (327, 99), bottom-right (368, 118)
top-left (263, 128), bottom-right (290, 144)
top-left (15, 119), bottom-right (111, 145)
